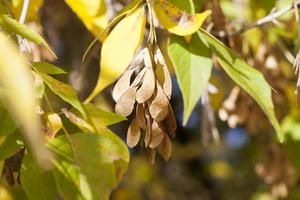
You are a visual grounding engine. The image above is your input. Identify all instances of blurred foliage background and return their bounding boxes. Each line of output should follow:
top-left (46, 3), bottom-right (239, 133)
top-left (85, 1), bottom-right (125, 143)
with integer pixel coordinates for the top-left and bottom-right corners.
top-left (1, 0), bottom-right (300, 199)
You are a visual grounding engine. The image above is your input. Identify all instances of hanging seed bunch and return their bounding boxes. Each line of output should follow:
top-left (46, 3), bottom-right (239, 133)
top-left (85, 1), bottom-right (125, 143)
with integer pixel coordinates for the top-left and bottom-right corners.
top-left (113, 46), bottom-right (177, 163)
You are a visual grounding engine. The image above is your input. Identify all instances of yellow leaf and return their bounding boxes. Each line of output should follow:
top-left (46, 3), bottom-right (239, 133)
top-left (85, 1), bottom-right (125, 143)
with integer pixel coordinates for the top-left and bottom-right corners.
top-left (153, 0), bottom-right (211, 36)
top-left (65, 0), bottom-right (108, 40)
top-left (0, 33), bottom-right (52, 168)
top-left (45, 113), bottom-right (62, 138)
top-left (0, 182), bottom-right (13, 200)
top-left (85, 6), bottom-right (146, 103)
top-left (106, 0), bottom-right (143, 32)
top-left (82, 0), bottom-right (142, 61)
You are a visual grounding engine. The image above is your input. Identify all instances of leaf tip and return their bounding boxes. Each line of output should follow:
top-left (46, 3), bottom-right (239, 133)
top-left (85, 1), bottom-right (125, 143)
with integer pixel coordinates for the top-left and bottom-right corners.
top-left (182, 112), bottom-right (190, 127)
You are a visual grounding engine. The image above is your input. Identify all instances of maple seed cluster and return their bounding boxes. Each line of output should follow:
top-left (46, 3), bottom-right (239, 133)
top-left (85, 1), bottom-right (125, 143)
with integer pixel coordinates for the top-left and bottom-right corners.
top-left (113, 47), bottom-right (177, 163)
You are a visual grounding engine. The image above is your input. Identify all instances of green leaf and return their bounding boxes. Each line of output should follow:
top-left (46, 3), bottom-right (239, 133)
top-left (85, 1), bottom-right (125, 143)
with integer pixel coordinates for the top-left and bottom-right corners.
top-left (0, 15), bottom-right (56, 57)
top-left (39, 73), bottom-right (86, 118)
top-left (0, 2), bottom-right (7, 15)
top-left (32, 62), bottom-right (66, 75)
top-left (84, 103), bottom-right (126, 126)
top-left (198, 29), bottom-right (282, 141)
top-left (168, 0), bottom-right (204, 13)
top-left (21, 152), bottom-right (59, 200)
top-left (33, 72), bottom-right (45, 98)
top-left (169, 0), bottom-right (194, 13)
top-left (0, 105), bottom-right (16, 137)
top-left (282, 112), bottom-right (300, 141)
top-left (168, 33), bottom-right (212, 125)
top-left (48, 133), bottom-right (129, 200)
top-left (0, 131), bottom-right (22, 161)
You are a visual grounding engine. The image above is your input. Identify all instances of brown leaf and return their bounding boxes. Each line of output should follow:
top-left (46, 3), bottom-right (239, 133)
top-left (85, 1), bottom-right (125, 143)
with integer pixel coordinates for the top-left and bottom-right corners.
top-left (115, 87), bottom-right (137, 116)
top-left (144, 107), bottom-right (152, 147)
top-left (113, 68), bottom-right (135, 102)
top-left (149, 83), bottom-right (169, 121)
top-left (147, 147), bottom-right (156, 164)
top-left (136, 49), bottom-right (155, 103)
top-left (159, 135), bottom-right (172, 161)
top-left (155, 47), bottom-right (172, 99)
top-left (136, 103), bottom-right (146, 129)
top-left (127, 119), bottom-right (141, 148)
top-left (149, 120), bottom-right (165, 148)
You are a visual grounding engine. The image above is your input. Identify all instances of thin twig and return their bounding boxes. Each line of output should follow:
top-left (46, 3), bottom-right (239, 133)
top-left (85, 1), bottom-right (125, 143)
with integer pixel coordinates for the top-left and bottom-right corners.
top-left (146, 0), bottom-right (157, 45)
top-left (17, 0), bottom-right (30, 52)
top-left (19, 0), bottom-right (30, 24)
top-left (201, 90), bottom-right (220, 146)
top-left (214, 0), bottom-right (300, 37)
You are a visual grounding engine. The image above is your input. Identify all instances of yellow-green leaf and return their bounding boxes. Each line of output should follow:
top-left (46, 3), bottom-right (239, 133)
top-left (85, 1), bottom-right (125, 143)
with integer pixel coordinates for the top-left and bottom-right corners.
top-left (168, 33), bottom-right (212, 125)
top-left (0, 131), bottom-right (22, 161)
top-left (0, 105), bottom-right (17, 138)
top-left (153, 0), bottom-right (211, 36)
top-left (198, 29), bottom-right (282, 142)
top-left (39, 73), bottom-right (86, 118)
top-left (49, 133), bottom-right (129, 200)
top-left (21, 151), bottom-right (58, 200)
top-left (0, 33), bottom-right (52, 168)
top-left (32, 62), bottom-right (66, 75)
top-left (84, 103), bottom-right (126, 127)
top-left (0, 14), bottom-right (56, 57)
top-left (65, 0), bottom-right (108, 40)
top-left (85, 6), bottom-right (146, 103)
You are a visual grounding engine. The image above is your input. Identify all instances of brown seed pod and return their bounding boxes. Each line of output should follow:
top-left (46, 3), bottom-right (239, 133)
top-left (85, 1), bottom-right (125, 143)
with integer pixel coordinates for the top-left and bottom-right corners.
top-left (115, 87), bottom-right (137, 116)
top-left (146, 147), bottom-right (156, 164)
top-left (149, 83), bottom-right (169, 121)
top-left (131, 67), bottom-right (146, 88)
top-left (164, 103), bottom-right (177, 138)
top-left (112, 46), bottom-right (177, 163)
top-left (136, 49), bottom-right (155, 103)
top-left (159, 134), bottom-right (172, 161)
top-left (136, 103), bottom-right (146, 129)
top-left (144, 106), bottom-right (152, 146)
top-left (113, 68), bottom-right (135, 102)
top-left (149, 120), bottom-right (165, 148)
top-left (155, 47), bottom-right (172, 99)
top-left (113, 49), bottom-right (146, 101)
top-left (127, 119), bottom-right (141, 148)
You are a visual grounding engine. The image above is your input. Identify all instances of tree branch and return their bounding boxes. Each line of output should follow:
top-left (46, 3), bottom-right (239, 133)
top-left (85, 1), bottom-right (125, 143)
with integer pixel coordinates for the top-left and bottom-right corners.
top-left (214, 0), bottom-right (300, 37)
